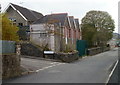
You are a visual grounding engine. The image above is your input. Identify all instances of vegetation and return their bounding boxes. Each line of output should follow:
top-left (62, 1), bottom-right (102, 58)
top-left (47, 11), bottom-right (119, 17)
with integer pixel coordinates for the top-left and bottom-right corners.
top-left (81, 10), bottom-right (115, 48)
top-left (0, 13), bottom-right (2, 39)
top-left (1, 14), bottom-right (19, 41)
top-left (63, 44), bottom-right (76, 53)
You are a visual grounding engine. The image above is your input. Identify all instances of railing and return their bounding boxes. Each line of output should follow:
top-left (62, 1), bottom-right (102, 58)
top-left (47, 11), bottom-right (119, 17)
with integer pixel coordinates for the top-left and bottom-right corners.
top-left (0, 40), bottom-right (16, 54)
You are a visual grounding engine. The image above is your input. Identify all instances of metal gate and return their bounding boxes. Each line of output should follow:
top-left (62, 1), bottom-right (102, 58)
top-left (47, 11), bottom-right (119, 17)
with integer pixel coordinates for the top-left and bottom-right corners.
top-left (0, 40), bottom-right (15, 54)
top-left (76, 40), bottom-right (87, 56)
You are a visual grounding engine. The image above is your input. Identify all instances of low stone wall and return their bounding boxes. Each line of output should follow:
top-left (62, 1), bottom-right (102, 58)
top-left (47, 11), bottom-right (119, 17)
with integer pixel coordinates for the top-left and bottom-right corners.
top-left (2, 54), bottom-right (21, 79)
top-left (45, 51), bottom-right (79, 63)
top-left (2, 42), bottom-right (21, 79)
top-left (87, 47), bottom-right (110, 56)
top-left (102, 47), bottom-right (110, 52)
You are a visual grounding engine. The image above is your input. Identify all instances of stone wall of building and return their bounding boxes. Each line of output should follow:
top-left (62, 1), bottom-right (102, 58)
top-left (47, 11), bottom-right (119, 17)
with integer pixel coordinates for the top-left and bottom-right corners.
top-left (7, 6), bottom-right (27, 26)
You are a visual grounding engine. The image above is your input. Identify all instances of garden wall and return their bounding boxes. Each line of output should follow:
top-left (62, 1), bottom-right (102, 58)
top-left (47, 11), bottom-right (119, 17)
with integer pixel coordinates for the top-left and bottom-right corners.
top-left (1, 40), bottom-right (21, 79)
top-left (2, 54), bottom-right (21, 79)
top-left (44, 51), bottom-right (79, 63)
top-left (87, 47), bottom-right (110, 56)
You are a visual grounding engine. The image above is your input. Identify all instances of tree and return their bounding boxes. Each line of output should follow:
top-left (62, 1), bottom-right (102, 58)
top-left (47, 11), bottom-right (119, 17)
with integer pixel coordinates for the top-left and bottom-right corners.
top-left (1, 14), bottom-right (19, 41)
top-left (81, 10), bottom-right (115, 47)
top-left (0, 13), bottom-right (2, 39)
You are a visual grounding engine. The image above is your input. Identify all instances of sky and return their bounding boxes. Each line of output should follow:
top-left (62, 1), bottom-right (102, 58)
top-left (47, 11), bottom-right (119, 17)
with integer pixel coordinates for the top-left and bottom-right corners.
top-left (0, 0), bottom-right (119, 33)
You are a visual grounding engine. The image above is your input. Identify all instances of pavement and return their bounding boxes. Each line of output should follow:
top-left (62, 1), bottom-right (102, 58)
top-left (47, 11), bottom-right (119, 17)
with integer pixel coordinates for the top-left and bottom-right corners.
top-left (2, 47), bottom-right (118, 83)
top-left (20, 56), bottom-right (64, 75)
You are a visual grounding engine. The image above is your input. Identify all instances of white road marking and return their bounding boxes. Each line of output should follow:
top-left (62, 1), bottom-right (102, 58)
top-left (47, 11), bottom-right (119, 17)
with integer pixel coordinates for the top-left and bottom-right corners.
top-left (50, 62), bottom-right (58, 64)
top-left (35, 63), bottom-right (65, 72)
top-left (105, 60), bottom-right (118, 84)
top-left (48, 70), bottom-right (61, 73)
top-left (21, 57), bottom-right (66, 73)
top-left (21, 58), bottom-right (38, 63)
top-left (82, 56), bottom-right (88, 59)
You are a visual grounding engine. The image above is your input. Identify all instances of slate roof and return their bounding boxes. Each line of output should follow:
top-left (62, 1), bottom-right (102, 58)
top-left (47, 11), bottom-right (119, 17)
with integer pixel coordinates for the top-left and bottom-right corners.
top-left (64, 17), bottom-right (70, 28)
top-left (10, 3), bottom-right (43, 21)
top-left (69, 16), bottom-right (75, 29)
top-left (75, 19), bottom-right (80, 29)
top-left (33, 13), bottom-right (68, 26)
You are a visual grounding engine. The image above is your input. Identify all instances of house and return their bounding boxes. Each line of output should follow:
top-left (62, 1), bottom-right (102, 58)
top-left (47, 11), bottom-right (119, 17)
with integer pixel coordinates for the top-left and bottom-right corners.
top-left (4, 3), bottom-right (43, 40)
top-left (4, 3), bottom-right (43, 26)
top-left (30, 13), bottom-right (82, 52)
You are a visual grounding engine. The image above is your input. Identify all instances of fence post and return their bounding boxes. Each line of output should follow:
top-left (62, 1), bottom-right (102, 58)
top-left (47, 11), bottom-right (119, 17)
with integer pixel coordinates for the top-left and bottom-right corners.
top-left (16, 44), bottom-right (21, 56)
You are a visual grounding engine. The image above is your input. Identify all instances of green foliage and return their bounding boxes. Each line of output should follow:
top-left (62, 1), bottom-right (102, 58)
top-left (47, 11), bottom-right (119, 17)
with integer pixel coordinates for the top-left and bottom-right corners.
top-left (0, 14), bottom-right (2, 40)
top-left (63, 44), bottom-right (75, 53)
top-left (81, 10), bottom-right (115, 47)
top-left (1, 14), bottom-right (19, 41)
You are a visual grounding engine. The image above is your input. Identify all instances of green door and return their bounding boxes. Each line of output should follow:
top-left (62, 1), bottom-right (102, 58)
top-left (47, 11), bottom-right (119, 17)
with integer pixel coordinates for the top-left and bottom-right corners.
top-left (76, 40), bottom-right (87, 56)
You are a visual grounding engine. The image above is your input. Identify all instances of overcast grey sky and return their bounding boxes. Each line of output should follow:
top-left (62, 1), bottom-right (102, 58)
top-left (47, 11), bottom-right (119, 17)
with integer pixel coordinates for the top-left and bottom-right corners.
top-left (0, 0), bottom-right (119, 33)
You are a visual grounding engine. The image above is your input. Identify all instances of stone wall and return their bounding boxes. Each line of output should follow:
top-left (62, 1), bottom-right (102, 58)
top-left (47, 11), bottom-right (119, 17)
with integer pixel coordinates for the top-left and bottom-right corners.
top-left (2, 54), bottom-right (21, 79)
top-left (2, 42), bottom-right (21, 79)
top-left (87, 47), bottom-right (110, 56)
top-left (44, 51), bottom-right (79, 63)
top-left (20, 42), bottom-right (43, 57)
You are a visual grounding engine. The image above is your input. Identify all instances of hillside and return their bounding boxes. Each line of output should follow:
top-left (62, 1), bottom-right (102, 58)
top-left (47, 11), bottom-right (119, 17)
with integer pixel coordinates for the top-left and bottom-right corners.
top-left (112, 33), bottom-right (120, 39)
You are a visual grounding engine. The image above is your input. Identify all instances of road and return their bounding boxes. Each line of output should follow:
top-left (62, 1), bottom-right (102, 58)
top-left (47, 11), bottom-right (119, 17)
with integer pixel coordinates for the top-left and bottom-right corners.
top-left (3, 48), bottom-right (118, 83)
top-left (21, 57), bottom-right (63, 72)
top-left (107, 60), bottom-right (119, 84)
top-left (107, 47), bottom-right (120, 84)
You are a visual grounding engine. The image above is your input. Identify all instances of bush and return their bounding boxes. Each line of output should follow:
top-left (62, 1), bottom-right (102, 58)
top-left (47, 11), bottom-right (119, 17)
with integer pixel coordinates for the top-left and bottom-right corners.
top-left (63, 44), bottom-right (75, 53)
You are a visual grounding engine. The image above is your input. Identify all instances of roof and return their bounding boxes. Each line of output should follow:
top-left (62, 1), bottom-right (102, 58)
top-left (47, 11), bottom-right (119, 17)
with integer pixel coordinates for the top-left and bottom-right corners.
top-left (69, 16), bottom-right (76, 29)
top-left (75, 19), bottom-right (80, 29)
top-left (6, 3), bottom-right (43, 21)
top-left (33, 13), bottom-right (68, 26)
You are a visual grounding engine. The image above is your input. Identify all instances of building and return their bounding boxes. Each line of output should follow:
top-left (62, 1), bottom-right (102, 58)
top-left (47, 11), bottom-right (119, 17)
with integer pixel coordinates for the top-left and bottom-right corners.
top-left (4, 3), bottom-right (43, 26)
top-left (30, 13), bottom-right (82, 52)
top-left (4, 3), bottom-right (43, 40)
top-left (4, 3), bottom-right (82, 51)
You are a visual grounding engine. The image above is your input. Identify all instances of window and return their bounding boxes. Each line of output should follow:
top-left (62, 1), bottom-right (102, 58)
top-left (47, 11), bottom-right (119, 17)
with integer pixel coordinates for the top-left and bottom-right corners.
top-left (13, 23), bottom-right (16, 25)
top-left (9, 18), bottom-right (16, 25)
top-left (9, 18), bottom-right (16, 22)
top-left (74, 30), bottom-right (76, 39)
top-left (69, 29), bottom-right (71, 38)
top-left (18, 23), bottom-right (23, 26)
top-left (40, 33), bottom-right (47, 37)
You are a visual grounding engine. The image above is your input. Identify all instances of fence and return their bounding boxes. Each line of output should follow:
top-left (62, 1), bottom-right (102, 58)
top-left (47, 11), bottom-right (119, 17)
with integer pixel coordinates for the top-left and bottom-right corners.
top-left (76, 40), bottom-right (87, 56)
top-left (0, 40), bottom-right (16, 54)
